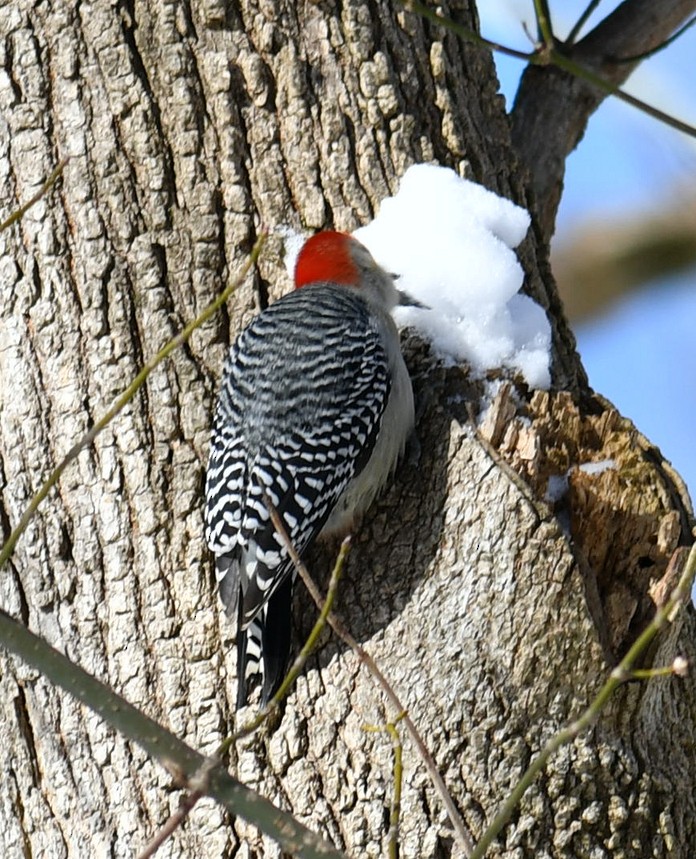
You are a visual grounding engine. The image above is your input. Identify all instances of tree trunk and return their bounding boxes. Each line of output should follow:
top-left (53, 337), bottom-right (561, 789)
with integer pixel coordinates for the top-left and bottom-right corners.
top-left (0, 1), bottom-right (694, 857)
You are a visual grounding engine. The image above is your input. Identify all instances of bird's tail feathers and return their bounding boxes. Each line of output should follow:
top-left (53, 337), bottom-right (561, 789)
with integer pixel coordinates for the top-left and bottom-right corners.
top-left (235, 575), bottom-right (294, 709)
top-left (236, 609), bottom-right (263, 709)
top-left (216, 554), bottom-right (240, 618)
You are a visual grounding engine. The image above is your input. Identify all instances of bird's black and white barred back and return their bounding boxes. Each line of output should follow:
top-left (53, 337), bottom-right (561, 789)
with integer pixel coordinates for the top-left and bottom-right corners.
top-left (205, 282), bottom-right (394, 706)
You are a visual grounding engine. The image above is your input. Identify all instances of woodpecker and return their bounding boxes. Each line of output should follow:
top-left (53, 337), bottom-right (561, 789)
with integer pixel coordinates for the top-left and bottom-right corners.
top-left (205, 231), bottom-right (414, 707)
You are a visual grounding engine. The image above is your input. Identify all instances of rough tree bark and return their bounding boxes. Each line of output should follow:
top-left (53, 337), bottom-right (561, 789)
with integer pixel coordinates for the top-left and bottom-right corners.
top-left (0, 1), bottom-right (694, 857)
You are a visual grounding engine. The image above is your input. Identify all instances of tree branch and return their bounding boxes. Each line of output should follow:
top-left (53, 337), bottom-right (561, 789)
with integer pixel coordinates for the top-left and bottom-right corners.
top-left (0, 608), bottom-right (344, 859)
top-left (264, 498), bottom-right (476, 856)
top-left (511, 0), bottom-right (696, 239)
top-left (552, 194), bottom-right (696, 320)
top-left (0, 158), bottom-right (68, 233)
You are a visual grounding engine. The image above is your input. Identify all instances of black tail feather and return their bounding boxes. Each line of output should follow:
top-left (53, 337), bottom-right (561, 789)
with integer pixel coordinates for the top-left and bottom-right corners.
top-left (235, 576), bottom-right (293, 709)
top-left (236, 594), bottom-right (250, 710)
top-left (261, 576), bottom-right (293, 706)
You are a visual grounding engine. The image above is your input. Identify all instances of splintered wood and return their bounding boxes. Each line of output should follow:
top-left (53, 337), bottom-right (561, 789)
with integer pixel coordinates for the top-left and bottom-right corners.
top-left (479, 382), bottom-right (693, 657)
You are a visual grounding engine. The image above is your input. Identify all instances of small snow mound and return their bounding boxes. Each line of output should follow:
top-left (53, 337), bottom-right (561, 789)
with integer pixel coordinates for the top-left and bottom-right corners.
top-left (354, 163), bottom-right (551, 389)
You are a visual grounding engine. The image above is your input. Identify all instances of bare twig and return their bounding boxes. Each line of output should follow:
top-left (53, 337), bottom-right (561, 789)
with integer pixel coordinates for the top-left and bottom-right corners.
top-left (219, 534), bottom-right (352, 750)
top-left (469, 543), bottom-right (696, 859)
top-left (0, 607), bottom-right (345, 859)
top-left (264, 498), bottom-right (475, 857)
top-left (364, 715), bottom-right (406, 859)
top-left (549, 48), bottom-right (696, 138)
top-left (400, 1), bottom-right (696, 140)
top-left (0, 233), bottom-right (267, 571)
top-left (0, 157), bottom-right (69, 233)
top-left (136, 788), bottom-right (205, 859)
top-left (566, 0), bottom-right (603, 45)
top-left (609, 13), bottom-right (696, 63)
top-left (137, 535), bottom-right (350, 856)
top-left (386, 721), bottom-right (404, 859)
top-left (136, 755), bottom-right (222, 859)
top-left (627, 657), bottom-right (689, 681)
top-left (399, 0), bottom-right (532, 61)
top-left (532, 0), bottom-right (555, 46)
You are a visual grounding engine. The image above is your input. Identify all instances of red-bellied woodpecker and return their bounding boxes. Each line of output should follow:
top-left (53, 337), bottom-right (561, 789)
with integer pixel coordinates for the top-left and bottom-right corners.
top-left (205, 231), bottom-right (414, 707)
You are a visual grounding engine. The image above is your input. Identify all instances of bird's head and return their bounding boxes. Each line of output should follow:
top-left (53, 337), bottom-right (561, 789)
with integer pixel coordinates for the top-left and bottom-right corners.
top-left (294, 231), bottom-right (417, 312)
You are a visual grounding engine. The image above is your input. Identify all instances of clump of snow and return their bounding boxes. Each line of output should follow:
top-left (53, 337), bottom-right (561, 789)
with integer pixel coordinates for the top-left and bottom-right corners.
top-left (577, 459), bottom-right (615, 476)
top-left (354, 164), bottom-right (551, 389)
top-left (545, 459), bottom-right (617, 504)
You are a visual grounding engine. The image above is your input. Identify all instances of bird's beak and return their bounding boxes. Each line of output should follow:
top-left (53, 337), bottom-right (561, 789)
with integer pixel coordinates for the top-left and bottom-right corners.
top-left (397, 289), bottom-right (427, 309)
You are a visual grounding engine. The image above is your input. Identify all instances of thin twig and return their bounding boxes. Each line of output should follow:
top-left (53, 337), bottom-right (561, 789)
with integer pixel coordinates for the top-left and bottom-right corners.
top-left (386, 722), bottom-right (403, 859)
top-left (219, 535), bottom-right (352, 750)
top-left (566, 0), bottom-right (603, 45)
top-left (0, 158), bottom-right (70, 233)
top-left (136, 789), bottom-right (205, 859)
top-left (136, 755), bottom-right (221, 859)
top-left (532, 0), bottom-right (555, 47)
top-left (133, 531), bottom-right (350, 857)
top-left (0, 233), bottom-right (267, 571)
top-left (399, 1), bottom-right (533, 61)
top-left (629, 659), bottom-right (689, 681)
top-left (364, 715), bottom-right (406, 859)
top-left (469, 543), bottom-right (696, 859)
top-left (400, 1), bottom-right (696, 140)
top-left (609, 14), bottom-right (696, 63)
top-left (264, 498), bottom-right (475, 857)
top-left (549, 48), bottom-right (696, 138)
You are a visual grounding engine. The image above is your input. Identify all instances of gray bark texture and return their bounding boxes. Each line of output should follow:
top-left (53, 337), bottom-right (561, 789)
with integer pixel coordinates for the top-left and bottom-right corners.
top-left (0, 1), bottom-right (694, 857)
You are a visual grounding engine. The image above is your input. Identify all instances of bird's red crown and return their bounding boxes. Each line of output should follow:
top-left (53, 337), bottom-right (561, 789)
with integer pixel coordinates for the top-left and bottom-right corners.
top-left (294, 231), bottom-right (359, 289)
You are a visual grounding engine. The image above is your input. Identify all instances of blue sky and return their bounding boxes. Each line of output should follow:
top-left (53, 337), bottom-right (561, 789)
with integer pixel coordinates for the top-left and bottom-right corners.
top-left (478, 2), bottom-right (696, 499)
